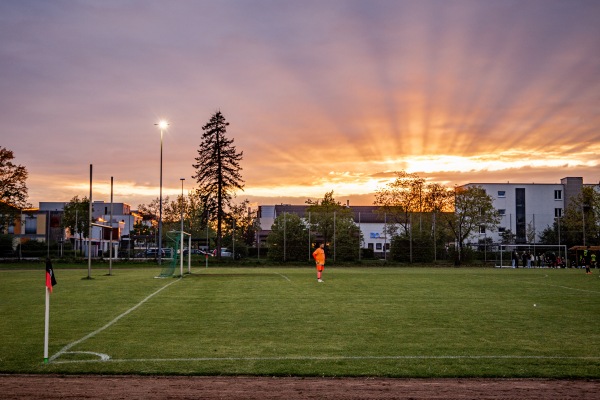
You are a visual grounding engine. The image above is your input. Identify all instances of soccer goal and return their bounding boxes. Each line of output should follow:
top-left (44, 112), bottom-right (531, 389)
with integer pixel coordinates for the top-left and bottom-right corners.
top-left (156, 230), bottom-right (192, 278)
top-left (496, 244), bottom-right (568, 268)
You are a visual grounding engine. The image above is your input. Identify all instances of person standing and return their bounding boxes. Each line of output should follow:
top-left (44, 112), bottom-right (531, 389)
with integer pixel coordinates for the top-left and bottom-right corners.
top-left (512, 250), bottom-right (519, 268)
top-left (584, 247), bottom-right (592, 275)
top-left (312, 243), bottom-right (326, 283)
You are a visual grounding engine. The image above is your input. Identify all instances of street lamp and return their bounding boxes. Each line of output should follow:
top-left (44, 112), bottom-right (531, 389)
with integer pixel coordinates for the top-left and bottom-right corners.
top-left (155, 120), bottom-right (169, 265)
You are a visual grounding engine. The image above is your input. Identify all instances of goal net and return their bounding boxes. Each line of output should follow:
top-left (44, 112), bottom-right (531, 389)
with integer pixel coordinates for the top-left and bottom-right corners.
top-left (495, 244), bottom-right (568, 268)
top-left (156, 230), bottom-right (192, 278)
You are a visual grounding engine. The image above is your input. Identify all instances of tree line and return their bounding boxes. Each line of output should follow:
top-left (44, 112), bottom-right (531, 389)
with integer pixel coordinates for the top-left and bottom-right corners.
top-left (2, 111), bottom-right (600, 261)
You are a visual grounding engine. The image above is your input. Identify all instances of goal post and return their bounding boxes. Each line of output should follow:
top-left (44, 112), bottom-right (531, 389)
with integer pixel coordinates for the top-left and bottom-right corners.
top-left (155, 230), bottom-right (192, 278)
top-left (496, 244), bottom-right (568, 268)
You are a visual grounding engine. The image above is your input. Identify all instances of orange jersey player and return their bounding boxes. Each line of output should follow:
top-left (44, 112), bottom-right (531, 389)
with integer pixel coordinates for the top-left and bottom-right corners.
top-left (312, 243), bottom-right (325, 283)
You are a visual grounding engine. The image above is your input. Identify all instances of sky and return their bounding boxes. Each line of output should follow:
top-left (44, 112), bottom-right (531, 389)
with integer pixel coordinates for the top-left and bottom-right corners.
top-left (1, 0), bottom-right (599, 209)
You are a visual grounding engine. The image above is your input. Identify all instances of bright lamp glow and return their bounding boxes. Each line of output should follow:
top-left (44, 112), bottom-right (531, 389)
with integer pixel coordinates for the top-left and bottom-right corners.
top-left (157, 120), bottom-right (169, 129)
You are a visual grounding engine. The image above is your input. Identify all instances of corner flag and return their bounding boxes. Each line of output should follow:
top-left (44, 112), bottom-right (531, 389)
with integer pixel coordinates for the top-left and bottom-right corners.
top-left (44, 259), bottom-right (57, 363)
top-left (45, 262), bottom-right (57, 293)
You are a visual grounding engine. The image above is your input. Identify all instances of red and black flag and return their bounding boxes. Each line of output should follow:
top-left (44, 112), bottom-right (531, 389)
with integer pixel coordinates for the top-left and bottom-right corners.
top-left (45, 258), bottom-right (57, 293)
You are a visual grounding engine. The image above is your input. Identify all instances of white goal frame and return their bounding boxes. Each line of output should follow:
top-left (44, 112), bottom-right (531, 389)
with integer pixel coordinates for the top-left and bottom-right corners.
top-left (496, 244), bottom-right (568, 268)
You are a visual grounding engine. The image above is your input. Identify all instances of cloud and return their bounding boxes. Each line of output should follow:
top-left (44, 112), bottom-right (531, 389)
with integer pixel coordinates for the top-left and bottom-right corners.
top-left (1, 0), bottom-right (599, 208)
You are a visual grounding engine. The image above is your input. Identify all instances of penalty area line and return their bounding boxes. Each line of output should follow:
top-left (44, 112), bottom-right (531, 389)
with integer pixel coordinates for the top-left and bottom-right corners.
top-left (274, 272), bottom-right (291, 282)
top-left (49, 277), bottom-right (182, 363)
top-left (50, 354), bottom-right (600, 364)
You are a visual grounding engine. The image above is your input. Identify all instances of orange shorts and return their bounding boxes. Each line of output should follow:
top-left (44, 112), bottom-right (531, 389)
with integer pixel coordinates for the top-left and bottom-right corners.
top-left (316, 264), bottom-right (324, 272)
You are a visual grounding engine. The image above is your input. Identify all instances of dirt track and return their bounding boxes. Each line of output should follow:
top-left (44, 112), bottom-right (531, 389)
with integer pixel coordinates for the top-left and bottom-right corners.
top-left (1, 375), bottom-right (599, 399)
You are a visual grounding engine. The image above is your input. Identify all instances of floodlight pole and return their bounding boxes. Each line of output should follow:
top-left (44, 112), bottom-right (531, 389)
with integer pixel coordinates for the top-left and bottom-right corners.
top-left (155, 121), bottom-right (168, 265)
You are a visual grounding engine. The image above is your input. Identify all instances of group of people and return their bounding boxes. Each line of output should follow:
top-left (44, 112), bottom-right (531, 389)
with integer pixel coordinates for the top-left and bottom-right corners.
top-left (511, 248), bottom-right (597, 273)
top-left (511, 250), bottom-right (565, 268)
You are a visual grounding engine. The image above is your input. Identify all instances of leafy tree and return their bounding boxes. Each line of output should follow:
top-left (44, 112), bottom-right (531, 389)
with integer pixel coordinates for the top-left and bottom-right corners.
top-left (561, 185), bottom-right (600, 246)
top-left (441, 185), bottom-right (500, 265)
top-left (375, 172), bottom-right (453, 262)
top-left (192, 111), bottom-right (244, 258)
top-left (266, 212), bottom-right (308, 262)
top-left (0, 234), bottom-right (14, 256)
top-left (306, 191), bottom-right (353, 244)
top-left (224, 199), bottom-right (258, 248)
top-left (333, 215), bottom-right (362, 261)
top-left (374, 171), bottom-right (425, 237)
top-left (61, 196), bottom-right (90, 254)
top-left (0, 147), bottom-right (30, 231)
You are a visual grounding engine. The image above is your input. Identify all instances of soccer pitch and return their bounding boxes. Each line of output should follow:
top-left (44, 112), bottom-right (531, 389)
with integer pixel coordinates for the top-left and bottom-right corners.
top-left (1, 266), bottom-right (599, 378)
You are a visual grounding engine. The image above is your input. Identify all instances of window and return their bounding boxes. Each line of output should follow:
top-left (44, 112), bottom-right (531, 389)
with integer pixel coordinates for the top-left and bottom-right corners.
top-left (554, 190), bottom-right (562, 200)
top-left (376, 243), bottom-right (382, 250)
top-left (498, 227), bottom-right (506, 232)
top-left (498, 190), bottom-right (506, 197)
top-left (555, 208), bottom-right (562, 218)
top-left (498, 209), bottom-right (506, 216)
top-left (479, 226), bottom-right (486, 234)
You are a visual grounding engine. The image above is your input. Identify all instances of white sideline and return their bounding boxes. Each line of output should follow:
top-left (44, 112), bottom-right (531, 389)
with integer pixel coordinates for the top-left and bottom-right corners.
top-left (49, 277), bottom-right (181, 362)
top-left (51, 354), bottom-right (600, 364)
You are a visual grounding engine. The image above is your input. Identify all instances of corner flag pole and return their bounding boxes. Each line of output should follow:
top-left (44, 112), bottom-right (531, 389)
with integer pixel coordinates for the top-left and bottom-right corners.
top-left (44, 286), bottom-right (50, 363)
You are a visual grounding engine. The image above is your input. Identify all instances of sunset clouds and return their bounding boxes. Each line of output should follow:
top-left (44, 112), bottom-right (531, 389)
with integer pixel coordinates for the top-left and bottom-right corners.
top-left (1, 0), bottom-right (598, 207)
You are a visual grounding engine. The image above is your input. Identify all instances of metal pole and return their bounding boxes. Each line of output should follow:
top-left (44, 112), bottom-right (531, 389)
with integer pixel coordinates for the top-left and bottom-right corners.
top-left (109, 177), bottom-right (113, 276)
top-left (283, 212), bottom-right (286, 262)
top-left (188, 234), bottom-right (192, 274)
top-left (384, 213), bottom-right (387, 261)
top-left (308, 211), bottom-right (311, 261)
top-left (232, 218), bottom-right (236, 260)
top-left (74, 209), bottom-right (78, 257)
top-left (46, 210), bottom-right (50, 258)
top-left (333, 211), bottom-right (336, 262)
top-left (358, 212), bottom-right (361, 261)
top-left (87, 164), bottom-right (92, 279)
top-left (180, 178), bottom-right (185, 277)
top-left (205, 211), bottom-right (209, 268)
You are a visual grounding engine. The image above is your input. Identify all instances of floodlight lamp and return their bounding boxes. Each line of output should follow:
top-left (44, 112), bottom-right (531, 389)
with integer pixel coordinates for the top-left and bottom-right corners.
top-left (156, 120), bottom-right (169, 129)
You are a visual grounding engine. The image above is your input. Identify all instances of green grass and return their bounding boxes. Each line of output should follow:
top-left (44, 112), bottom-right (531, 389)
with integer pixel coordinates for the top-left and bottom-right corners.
top-left (1, 265), bottom-right (599, 377)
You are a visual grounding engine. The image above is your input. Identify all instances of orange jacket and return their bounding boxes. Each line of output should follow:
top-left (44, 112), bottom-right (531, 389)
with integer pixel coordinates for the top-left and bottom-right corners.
top-left (313, 247), bottom-right (325, 265)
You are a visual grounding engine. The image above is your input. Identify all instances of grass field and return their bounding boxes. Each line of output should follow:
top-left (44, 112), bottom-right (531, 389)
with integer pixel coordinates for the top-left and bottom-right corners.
top-left (1, 265), bottom-right (599, 378)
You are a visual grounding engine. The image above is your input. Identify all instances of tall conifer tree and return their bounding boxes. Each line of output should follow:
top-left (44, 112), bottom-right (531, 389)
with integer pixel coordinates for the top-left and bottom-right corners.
top-left (192, 111), bottom-right (244, 257)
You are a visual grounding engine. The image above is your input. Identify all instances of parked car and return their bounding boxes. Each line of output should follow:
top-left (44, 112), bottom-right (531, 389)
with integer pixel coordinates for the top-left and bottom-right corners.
top-left (211, 248), bottom-right (233, 257)
top-left (144, 248), bottom-right (173, 258)
top-left (220, 248), bottom-right (233, 257)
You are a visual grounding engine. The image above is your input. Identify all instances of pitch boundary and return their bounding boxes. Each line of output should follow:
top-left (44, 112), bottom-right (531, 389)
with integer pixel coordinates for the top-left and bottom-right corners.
top-left (51, 354), bottom-right (600, 364)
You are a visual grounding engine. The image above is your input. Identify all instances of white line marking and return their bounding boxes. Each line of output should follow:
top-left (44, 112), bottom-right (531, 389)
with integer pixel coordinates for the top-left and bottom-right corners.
top-left (49, 277), bottom-right (181, 362)
top-left (62, 351), bottom-right (111, 361)
top-left (544, 284), bottom-right (600, 294)
top-left (50, 354), bottom-right (600, 364)
top-left (274, 273), bottom-right (291, 282)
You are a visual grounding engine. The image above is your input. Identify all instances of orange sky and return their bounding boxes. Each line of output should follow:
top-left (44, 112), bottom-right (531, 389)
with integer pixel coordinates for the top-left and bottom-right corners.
top-left (2, 1), bottom-right (599, 208)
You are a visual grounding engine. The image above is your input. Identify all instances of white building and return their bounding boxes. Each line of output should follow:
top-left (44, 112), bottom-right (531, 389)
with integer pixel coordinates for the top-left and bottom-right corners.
top-left (259, 177), bottom-right (597, 255)
top-left (461, 176), bottom-right (594, 245)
